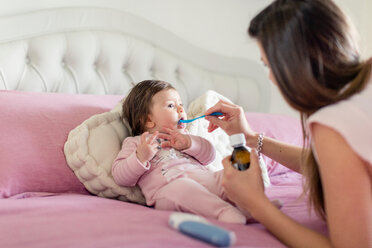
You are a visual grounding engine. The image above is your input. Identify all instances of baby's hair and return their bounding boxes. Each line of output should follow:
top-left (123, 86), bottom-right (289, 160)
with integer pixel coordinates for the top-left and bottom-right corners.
top-left (122, 80), bottom-right (175, 136)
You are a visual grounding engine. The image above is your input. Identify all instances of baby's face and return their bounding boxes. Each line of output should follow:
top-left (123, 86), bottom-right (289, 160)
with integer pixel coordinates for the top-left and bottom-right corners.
top-left (148, 89), bottom-right (187, 132)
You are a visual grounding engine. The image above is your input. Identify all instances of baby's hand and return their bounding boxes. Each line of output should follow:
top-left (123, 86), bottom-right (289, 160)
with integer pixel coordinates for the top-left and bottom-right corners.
top-left (136, 131), bottom-right (159, 164)
top-left (158, 127), bottom-right (191, 150)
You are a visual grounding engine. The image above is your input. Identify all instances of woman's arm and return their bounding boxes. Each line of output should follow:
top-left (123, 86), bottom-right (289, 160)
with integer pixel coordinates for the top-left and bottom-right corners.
top-left (251, 134), bottom-right (304, 173)
top-left (251, 197), bottom-right (331, 247)
top-left (221, 153), bottom-right (331, 248)
top-left (311, 123), bottom-right (372, 247)
top-left (228, 123), bottom-right (372, 247)
top-left (205, 100), bottom-right (303, 173)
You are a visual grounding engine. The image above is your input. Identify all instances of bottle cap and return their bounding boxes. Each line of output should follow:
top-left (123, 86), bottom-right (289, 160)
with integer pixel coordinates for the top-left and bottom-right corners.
top-left (229, 133), bottom-right (246, 147)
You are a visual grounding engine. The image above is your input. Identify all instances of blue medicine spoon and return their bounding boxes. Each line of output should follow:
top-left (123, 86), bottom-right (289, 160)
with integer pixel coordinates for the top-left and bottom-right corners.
top-left (178, 112), bottom-right (223, 124)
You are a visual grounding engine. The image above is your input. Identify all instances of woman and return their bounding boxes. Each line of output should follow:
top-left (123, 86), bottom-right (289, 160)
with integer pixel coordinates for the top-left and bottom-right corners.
top-left (205, 0), bottom-right (372, 247)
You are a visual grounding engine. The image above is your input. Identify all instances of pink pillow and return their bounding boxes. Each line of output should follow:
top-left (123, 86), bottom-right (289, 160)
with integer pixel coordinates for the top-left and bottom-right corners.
top-left (245, 112), bottom-right (303, 176)
top-left (0, 90), bottom-right (122, 197)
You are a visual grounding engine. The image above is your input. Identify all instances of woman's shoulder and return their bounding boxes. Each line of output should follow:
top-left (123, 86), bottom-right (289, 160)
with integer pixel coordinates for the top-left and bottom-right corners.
top-left (308, 79), bottom-right (372, 164)
top-left (310, 75), bottom-right (372, 120)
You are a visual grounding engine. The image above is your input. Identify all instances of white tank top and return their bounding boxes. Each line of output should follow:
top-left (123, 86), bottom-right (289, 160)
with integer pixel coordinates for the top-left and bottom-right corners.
top-left (307, 74), bottom-right (372, 165)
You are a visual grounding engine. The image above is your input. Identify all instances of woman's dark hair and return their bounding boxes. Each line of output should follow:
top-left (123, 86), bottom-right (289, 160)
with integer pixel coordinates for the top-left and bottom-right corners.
top-left (248, 0), bottom-right (371, 219)
top-left (122, 80), bottom-right (175, 136)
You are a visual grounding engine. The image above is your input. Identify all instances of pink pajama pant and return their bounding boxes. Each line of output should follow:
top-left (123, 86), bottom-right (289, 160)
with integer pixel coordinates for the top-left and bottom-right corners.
top-left (152, 169), bottom-right (247, 224)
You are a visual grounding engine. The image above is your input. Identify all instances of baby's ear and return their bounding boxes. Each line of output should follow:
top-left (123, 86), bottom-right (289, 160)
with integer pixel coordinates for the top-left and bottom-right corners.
top-left (145, 116), bottom-right (155, 129)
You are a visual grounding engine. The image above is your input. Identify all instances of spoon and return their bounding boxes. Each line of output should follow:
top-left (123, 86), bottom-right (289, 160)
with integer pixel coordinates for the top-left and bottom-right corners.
top-left (178, 112), bottom-right (223, 124)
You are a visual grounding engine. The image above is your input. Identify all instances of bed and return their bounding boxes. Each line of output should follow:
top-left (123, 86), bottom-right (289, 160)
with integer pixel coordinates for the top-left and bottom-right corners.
top-left (0, 6), bottom-right (327, 248)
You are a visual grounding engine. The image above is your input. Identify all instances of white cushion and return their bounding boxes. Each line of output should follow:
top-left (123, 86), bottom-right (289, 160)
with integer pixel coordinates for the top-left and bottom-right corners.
top-left (64, 98), bottom-right (146, 204)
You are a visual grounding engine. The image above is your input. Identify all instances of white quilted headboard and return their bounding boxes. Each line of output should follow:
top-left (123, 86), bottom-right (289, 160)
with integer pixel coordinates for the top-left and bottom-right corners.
top-left (0, 7), bottom-right (270, 112)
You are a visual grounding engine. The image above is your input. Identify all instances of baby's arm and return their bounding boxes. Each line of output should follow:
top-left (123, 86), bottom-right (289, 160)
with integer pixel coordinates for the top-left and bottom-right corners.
top-left (112, 136), bottom-right (151, 187)
top-left (182, 135), bottom-right (216, 165)
top-left (158, 128), bottom-right (215, 165)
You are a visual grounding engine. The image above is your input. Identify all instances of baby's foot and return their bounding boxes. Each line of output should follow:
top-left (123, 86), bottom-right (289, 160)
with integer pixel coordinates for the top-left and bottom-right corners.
top-left (218, 208), bottom-right (246, 224)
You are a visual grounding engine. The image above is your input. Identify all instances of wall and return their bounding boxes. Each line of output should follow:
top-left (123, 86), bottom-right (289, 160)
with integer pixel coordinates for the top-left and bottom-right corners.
top-left (1, 0), bottom-right (370, 117)
top-left (336, 0), bottom-right (372, 57)
top-left (367, 0), bottom-right (372, 56)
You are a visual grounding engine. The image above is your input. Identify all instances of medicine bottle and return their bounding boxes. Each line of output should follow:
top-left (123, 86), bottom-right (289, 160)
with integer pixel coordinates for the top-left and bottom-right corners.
top-left (229, 133), bottom-right (250, 171)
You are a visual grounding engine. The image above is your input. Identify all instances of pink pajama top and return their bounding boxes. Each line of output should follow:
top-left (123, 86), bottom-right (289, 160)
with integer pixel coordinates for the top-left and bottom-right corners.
top-left (112, 134), bottom-right (216, 205)
top-left (307, 76), bottom-right (372, 166)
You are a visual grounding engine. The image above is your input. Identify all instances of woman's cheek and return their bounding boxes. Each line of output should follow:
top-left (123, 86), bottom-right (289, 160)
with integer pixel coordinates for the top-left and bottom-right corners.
top-left (269, 70), bottom-right (278, 85)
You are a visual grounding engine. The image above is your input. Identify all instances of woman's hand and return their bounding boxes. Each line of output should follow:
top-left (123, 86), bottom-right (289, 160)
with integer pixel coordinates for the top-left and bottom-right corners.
top-left (136, 131), bottom-right (159, 164)
top-left (222, 151), bottom-right (267, 212)
top-left (157, 127), bottom-right (191, 150)
top-left (204, 100), bottom-right (256, 145)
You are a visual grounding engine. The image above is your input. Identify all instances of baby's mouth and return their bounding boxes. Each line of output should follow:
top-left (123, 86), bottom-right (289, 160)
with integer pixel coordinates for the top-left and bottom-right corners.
top-left (177, 117), bottom-right (186, 129)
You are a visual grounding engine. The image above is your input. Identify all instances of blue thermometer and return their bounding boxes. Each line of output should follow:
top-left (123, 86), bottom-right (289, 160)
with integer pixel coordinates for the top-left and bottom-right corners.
top-left (169, 212), bottom-right (236, 247)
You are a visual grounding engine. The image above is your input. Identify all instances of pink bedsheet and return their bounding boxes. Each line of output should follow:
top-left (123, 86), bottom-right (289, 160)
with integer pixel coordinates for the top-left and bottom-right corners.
top-left (0, 171), bottom-right (327, 248)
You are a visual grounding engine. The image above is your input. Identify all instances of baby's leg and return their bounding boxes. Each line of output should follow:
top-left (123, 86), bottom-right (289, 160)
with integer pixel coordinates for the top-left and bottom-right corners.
top-left (185, 170), bottom-right (231, 203)
top-left (187, 170), bottom-right (281, 221)
top-left (154, 177), bottom-right (246, 224)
